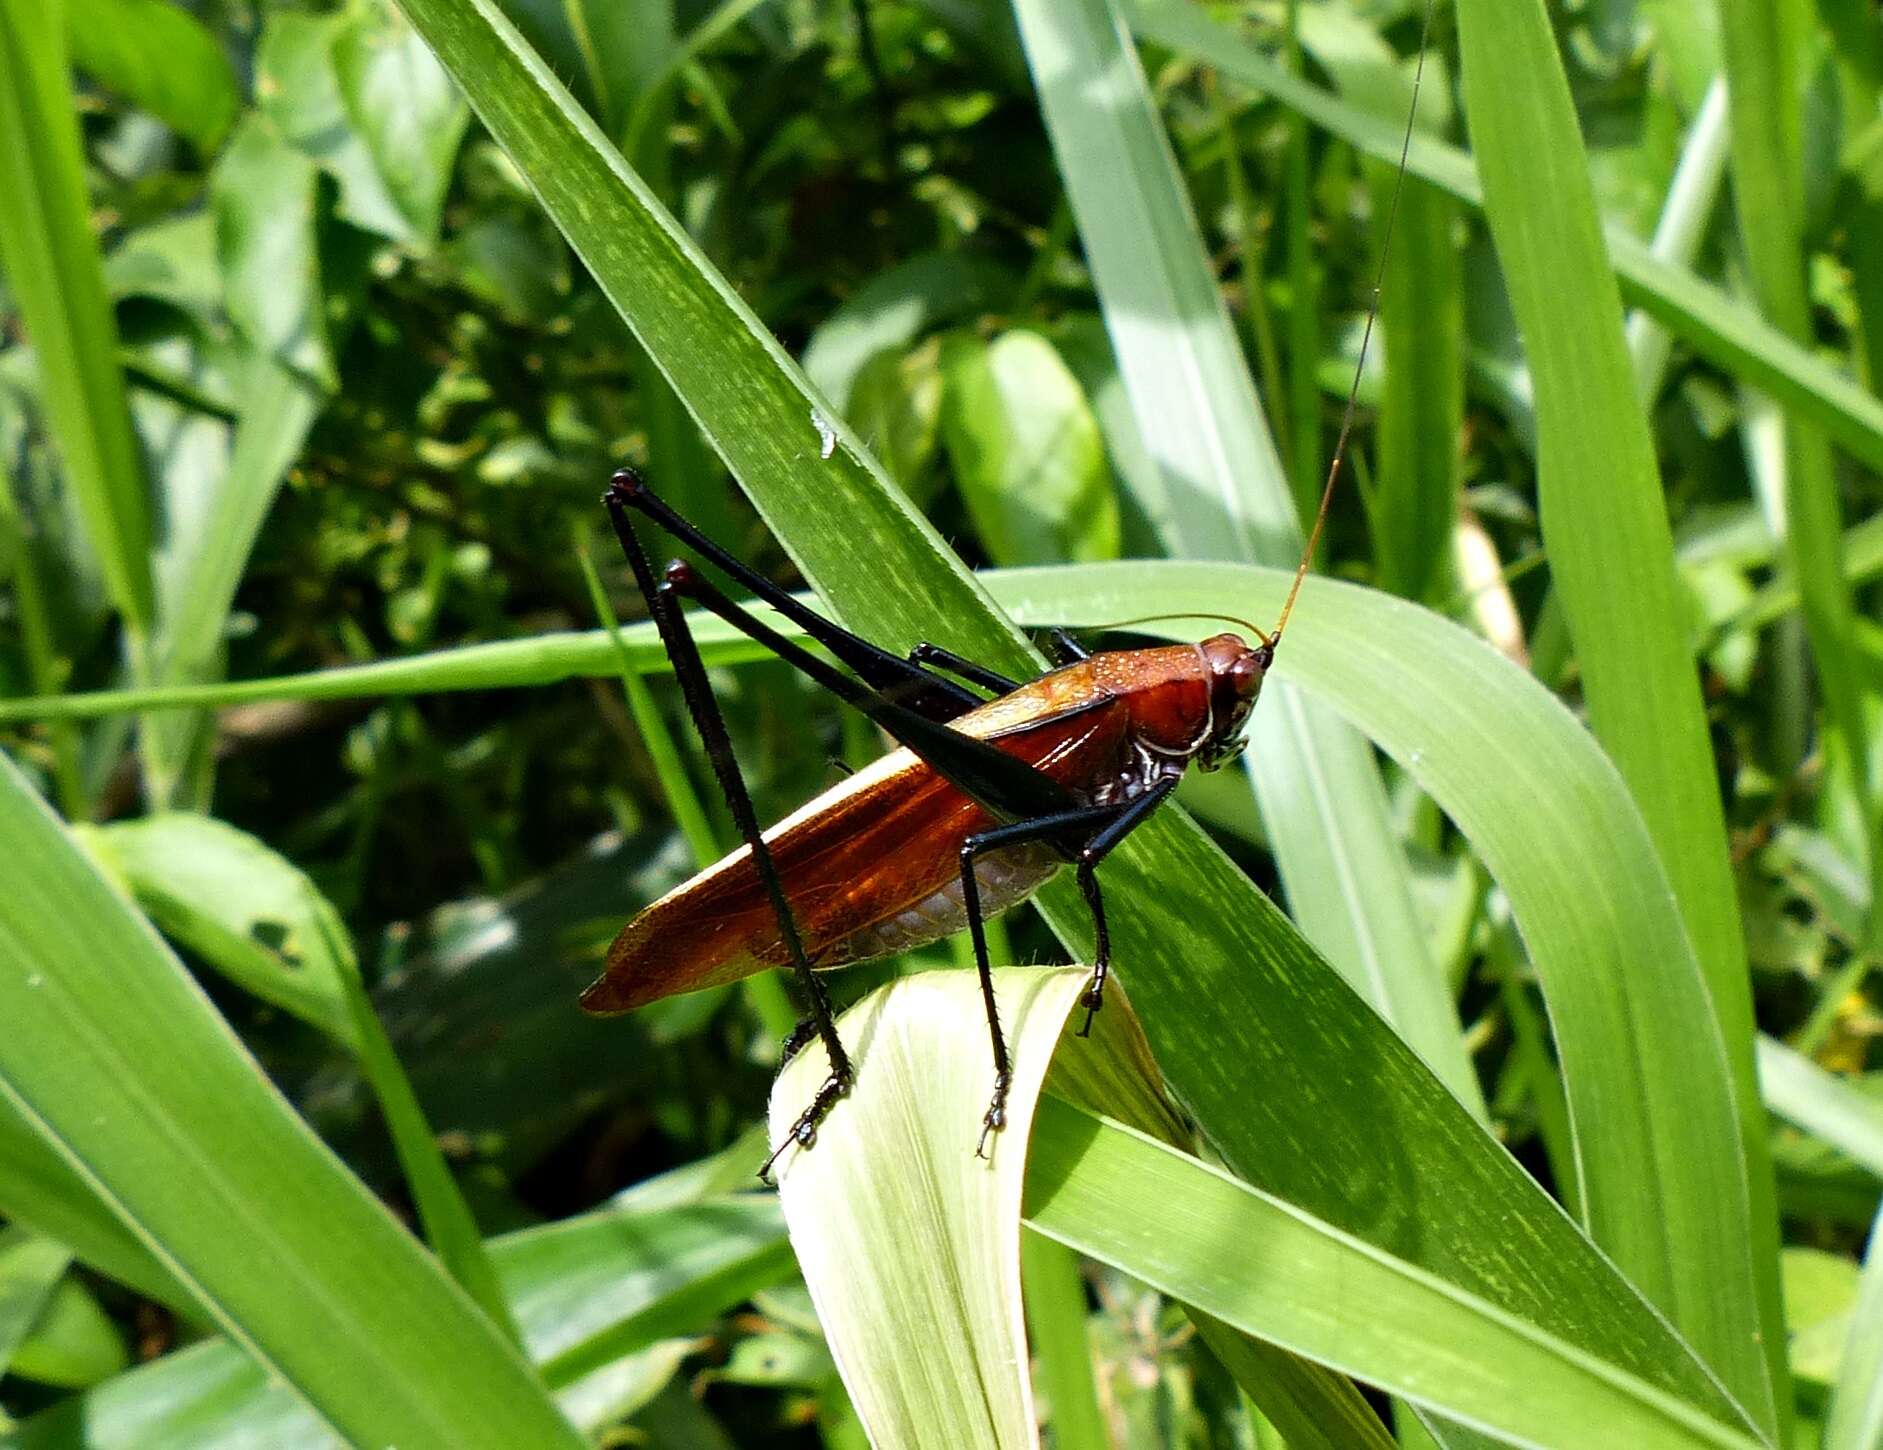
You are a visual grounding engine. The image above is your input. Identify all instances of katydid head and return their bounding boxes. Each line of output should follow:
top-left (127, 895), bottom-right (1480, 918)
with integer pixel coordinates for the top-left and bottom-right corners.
top-left (1195, 631), bottom-right (1273, 773)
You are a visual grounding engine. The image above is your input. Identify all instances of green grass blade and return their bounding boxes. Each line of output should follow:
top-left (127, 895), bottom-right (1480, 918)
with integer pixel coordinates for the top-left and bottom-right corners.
top-left (1019, 1231), bottom-right (1108, 1450)
top-left (0, 1195), bottom-right (793, 1446)
top-left (1826, 1202), bottom-right (1883, 1450)
top-left (1626, 78), bottom-right (1730, 404)
top-left (1453, 0), bottom-right (1779, 1422)
top-left (1123, 0), bottom-right (1883, 478)
top-left (997, 558), bottom-right (1772, 1433)
top-left (1756, 1036), bottom-right (1883, 1179)
top-left (1026, 1103), bottom-right (1761, 1450)
top-left (1010, 0), bottom-right (1476, 1115)
top-left (0, 0), bottom-right (153, 631)
top-left (0, 753), bottom-right (585, 1448)
top-left (0, 1098), bottom-right (193, 1312)
top-left (0, 1230), bottom-right (74, 1381)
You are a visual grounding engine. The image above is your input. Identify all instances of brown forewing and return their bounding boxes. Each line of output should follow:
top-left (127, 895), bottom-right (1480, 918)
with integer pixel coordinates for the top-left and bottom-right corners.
top-left (581, 664), bottom-right (1131, 1013)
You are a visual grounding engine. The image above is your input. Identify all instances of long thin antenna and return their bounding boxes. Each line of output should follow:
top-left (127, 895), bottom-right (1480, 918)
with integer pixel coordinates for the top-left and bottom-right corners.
top-left (1269, 0), bottom-right (1439, 650)
top-left (1094, 611), bottom-right (1276, 647)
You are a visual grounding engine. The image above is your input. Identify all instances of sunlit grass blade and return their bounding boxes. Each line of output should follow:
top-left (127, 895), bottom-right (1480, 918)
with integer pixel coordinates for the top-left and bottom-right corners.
top-left (0, 753), bottom-right (584, 1448)
top-left (1756, 1035), bottom-right (1883, 1180)
top-left (773, 969), bottom-right (1385, 1444)
top-left (1454, 0), bottom-right (1780, 1423)
top-left (1121, 0), bottom-right (1883, 478)
top-left (1025, 1104), bottom-right (1761, 1450)
top-left (767, 969), bottom-right (1087, 1448)
top-left (0, 0), bottom-right (153, 631)
top-left (1010, 0), bottom-right (1476, 1117)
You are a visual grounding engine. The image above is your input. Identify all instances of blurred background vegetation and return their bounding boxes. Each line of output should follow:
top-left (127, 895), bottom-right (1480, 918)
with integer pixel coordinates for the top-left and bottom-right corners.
top-left (2, 0), bottom-right (1883, 1443)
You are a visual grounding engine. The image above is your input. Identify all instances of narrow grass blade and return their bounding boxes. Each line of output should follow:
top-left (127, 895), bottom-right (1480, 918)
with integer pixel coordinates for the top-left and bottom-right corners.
top-left (1019, 1232), bottom-right (1108, 1450)
top-left (0, 1098), bottom-right (193, 1312)
top-left (0, 0), bottom-right (153, 630)
top-left (1025, 1104), bottom-right (1761, 1450)
top-left (1454, 0), bottom-right (1778, 1421)
top-left (1122, 0), bottom-right (1883, 478)
top-left (0, 753), bottom-right (585, 1449)
top-left (1826, 1201), bottom-right (1883, 1450)
top-left (1757, 1035), bottom-right (1883, 1180)
top-left (0, 1230), bottom-right (73, 1380)
top-left (1009, 0), bottom-right (1476, 1116)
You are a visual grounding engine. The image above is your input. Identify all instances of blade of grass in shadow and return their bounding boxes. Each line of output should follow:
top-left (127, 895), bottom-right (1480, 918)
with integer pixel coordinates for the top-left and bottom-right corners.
top-left (0, 461), bottom-right (85, 816)
top-left (1454, 0), bottom-right (1780, 1424)
top-left (1717, 0), bottom-right (1880, 947)
top-left (1122, 0), bottom-right (1883, 478)
top-left (1009, 0), bottom-right (1479, 1116)
top-left (0, 0), bottom-right (153, 634)
top-left (0, 758), bottom-right (581, 1446)
top-left (141, 5), bottom-right (1760, 1434)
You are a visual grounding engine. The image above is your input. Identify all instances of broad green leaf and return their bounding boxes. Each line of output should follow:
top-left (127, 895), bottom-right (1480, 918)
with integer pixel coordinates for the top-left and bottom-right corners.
top-left (333, 2), bottom-right (470, 246)
top-left (83, 812), bottom-right (353, 1042)
top-left (802, 252), bottom-right (1014, 409)
top-left (257, 11), bottom-right (411, 242)
top-left (847, 342), bottom-right (945, 505)
top-left (63, 0), bottom-right (238, 151)
top-left (0, 751), bottom-right (585, 1449)
top-left (211, 118), bottom-right (332, 388)
top-left (0, 0), bottom-right (153, 630)
top-left (1455, 0), bottom-right (1779, 1420)
top-left (88, 810), bottom-right (518, 1339)
top-left (938, 329), bottom-right (1121, 565)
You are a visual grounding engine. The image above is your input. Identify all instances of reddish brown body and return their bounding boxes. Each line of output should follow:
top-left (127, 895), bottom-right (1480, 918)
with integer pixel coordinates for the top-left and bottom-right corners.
top-left (581, 635), bottom-right (1262, 1014)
